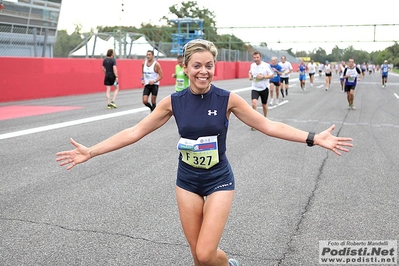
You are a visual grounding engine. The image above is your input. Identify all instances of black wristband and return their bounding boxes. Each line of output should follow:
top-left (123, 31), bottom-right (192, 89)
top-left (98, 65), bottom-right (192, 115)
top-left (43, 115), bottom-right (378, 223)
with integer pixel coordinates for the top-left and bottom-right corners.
top-left (306, 132), bottom-right (315, 147)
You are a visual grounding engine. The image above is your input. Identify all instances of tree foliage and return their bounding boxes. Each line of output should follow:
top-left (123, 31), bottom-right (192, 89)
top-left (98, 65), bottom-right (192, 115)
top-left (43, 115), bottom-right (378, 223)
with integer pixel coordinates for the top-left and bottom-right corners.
top-left (53, 30), bottom-right (83, 57)
top-left (162, 1), bottom-right (216, 29)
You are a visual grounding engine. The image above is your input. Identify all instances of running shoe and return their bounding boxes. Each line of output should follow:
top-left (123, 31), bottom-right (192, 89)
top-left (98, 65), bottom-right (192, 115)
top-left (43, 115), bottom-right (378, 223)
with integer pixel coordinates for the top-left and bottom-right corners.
top-left (348, 104), bottom-right (352, 110)
top-left (269, 99), bottom-right (274, 105)
top-left (110, 102), bottom-right (117, 108)
top-left (351, 105), bottom-right (356, 110)
top-left (107, 104), bottom-right (112, 109)
top-left (229, 258), bottom-right (242, 266)
top-left (250, 127), bottom-right (256, 131)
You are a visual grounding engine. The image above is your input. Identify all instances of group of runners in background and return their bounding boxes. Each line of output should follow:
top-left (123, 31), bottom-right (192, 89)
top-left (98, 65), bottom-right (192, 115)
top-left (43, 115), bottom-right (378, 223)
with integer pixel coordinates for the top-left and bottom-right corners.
top-left (249, 52), bottom-right (392, 115)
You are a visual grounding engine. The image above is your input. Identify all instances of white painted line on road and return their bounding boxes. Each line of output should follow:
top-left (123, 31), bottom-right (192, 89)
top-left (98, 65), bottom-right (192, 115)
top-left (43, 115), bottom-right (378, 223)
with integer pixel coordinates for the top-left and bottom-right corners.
top-left (269, 100), bottom-right (289, 109)
top-left (0, 77), bottom-right (314, 140)
top-left (231, 87), bottom-right (252, 93)
top-left (394, 93), bottom-right (399, 99)
top-left (0, 107), bottom-right (148, 140)
top-left (1, 85), bottom-right (262, 140)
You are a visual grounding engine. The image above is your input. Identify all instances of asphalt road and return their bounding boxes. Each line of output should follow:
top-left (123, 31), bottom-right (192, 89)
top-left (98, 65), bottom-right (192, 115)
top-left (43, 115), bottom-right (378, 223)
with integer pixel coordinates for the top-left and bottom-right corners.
top-left (1, 71), bottom-right (398, 266)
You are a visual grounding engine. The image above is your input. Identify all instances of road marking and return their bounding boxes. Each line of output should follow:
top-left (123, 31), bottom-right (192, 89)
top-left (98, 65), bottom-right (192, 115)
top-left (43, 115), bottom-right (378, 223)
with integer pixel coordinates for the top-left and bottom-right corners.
top-left (269, 100), bottom-right (289, 109)
top-left (0, 106), bottom-right (83, 120)
top-left (1, 85), bottom-right (270, 140)
top-left (0, 107), bottom-right (148, 140)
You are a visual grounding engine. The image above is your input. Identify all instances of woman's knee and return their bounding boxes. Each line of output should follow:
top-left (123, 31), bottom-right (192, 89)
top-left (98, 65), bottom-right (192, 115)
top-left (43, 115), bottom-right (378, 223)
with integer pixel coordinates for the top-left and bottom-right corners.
top-left (195, 247), bottom-right (216, 266)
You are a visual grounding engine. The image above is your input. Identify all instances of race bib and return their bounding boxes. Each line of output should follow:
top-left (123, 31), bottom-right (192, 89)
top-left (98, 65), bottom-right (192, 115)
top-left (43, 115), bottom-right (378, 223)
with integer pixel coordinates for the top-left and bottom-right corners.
top-left (176, 78), bottom-right (184, 89)
top-left (177, 135), bottom-right (219, 169)
top-left (348, 76), bottom-right (356, 82)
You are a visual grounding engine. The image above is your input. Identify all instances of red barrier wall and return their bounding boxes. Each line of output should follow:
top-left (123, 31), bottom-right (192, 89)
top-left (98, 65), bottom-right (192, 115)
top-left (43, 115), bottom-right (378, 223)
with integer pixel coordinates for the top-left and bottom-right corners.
top-left (0, 57), bottom-right (255, 102)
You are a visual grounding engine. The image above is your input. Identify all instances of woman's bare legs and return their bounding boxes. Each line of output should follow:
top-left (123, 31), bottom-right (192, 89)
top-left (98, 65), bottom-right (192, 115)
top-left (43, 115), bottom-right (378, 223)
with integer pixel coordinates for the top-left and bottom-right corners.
top-left (176, 187), bottom-right (234, 266)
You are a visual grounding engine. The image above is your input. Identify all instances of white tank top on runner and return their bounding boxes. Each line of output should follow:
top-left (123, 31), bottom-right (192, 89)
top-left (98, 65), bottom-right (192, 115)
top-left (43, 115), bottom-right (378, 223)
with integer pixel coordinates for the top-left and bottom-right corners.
top-left (143, 60), bottom-right (159, 85)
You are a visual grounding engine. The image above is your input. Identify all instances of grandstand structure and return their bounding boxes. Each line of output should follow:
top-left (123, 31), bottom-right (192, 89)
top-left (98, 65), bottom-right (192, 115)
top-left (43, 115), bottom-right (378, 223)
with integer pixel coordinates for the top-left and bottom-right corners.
top-left (0, 0), bottom-right (62, 57)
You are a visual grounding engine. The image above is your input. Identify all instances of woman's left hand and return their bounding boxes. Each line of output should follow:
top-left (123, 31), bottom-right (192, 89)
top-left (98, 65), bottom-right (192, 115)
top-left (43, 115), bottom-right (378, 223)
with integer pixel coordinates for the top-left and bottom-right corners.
top-left (315, 125), bottom-right (353, 156)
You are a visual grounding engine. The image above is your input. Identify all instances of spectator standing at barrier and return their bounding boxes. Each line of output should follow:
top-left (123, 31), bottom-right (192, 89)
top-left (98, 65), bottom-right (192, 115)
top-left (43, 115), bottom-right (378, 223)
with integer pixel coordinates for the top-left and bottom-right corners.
top-left (269, 56), bottom-right (282, 105)
top-left (307, 59), bottom-right (317, 87)
top-left (172, 54), bottom-right (189, 92)
top-left (102, 49), bottom-right (119, 109)
top-left (278, 55), bottom-right (293, 100)
top-left (248, 51), bottom-right (273, 130)
top-left (56, 39), bottom-right (353, 266)
top-left (343, 59), bottom-right (362, 110)
top-left (141, 50), bottom-right (163, 112)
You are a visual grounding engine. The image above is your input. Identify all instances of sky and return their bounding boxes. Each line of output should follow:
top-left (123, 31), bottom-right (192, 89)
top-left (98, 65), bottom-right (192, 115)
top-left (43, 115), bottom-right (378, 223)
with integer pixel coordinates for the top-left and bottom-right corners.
top-left (57, 0), bottom-right (399, 54)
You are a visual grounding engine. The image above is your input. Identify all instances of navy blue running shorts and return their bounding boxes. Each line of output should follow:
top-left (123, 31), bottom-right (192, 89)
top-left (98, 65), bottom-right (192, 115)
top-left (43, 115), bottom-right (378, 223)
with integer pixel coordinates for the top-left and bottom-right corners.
top-left (176, 162), bottom-right (235, 197)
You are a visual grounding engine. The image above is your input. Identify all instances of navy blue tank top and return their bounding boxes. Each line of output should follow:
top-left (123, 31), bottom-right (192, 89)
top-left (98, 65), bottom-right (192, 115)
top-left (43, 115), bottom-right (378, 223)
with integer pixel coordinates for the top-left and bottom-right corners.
top-left (171, 84), bottom-right (230, 170)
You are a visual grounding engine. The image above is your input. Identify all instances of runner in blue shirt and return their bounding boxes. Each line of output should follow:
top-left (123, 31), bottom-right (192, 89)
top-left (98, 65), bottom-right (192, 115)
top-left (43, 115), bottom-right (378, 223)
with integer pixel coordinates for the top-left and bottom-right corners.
top-left (269, 56), bottom-right (282, 105)
top-left (298, 59), bottom-right (307, 91)
top-left (380, 60), bottom-right (391, 88)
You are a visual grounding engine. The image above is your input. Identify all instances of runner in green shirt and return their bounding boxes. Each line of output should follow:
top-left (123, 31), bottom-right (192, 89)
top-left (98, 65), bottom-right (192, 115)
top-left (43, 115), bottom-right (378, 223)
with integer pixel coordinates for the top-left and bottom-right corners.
top-left (172, 55), bottom-right (190, 92)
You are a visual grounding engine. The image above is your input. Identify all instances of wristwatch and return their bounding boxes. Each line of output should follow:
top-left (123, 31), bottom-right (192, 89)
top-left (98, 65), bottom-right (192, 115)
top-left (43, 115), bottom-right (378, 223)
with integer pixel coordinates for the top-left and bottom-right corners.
top-left (306, 132), bottom-right (315, 147)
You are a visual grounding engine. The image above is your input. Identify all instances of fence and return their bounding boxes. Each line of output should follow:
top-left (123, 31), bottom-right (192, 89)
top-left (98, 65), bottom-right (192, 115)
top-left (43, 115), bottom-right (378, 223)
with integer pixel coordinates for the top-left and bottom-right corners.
top-left (66, 32), bottom-right (253, 62)
top-left (0, 27), bottom-right (293, 63)
top-left (0, 24), bottom-right (56, 57)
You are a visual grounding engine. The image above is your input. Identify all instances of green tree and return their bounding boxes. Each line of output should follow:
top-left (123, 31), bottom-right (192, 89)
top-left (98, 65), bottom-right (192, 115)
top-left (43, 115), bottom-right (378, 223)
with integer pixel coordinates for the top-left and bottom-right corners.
top-left (355, 50), bottom-right (370, 64)
top-left (295, 50), bottom-right (308, 57)
top-left (162, 1), bottom-right (217, 32)
top-left (310, 47), bottom-right (327, 63)
top-left (53, 30), bottom-right (83, 57)
top-left (383, 42), bottom-right (399, 67)
top-left (330, 45), bottom-right (343, 62)
top-left (342, 46), bottom-right (357, 61)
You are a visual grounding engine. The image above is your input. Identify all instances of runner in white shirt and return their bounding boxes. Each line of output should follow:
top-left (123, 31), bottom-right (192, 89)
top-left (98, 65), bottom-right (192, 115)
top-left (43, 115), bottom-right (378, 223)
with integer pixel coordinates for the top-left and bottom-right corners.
top-left (307, 60), bottom-right (317, 87)
top-left (248, 51), bottom-right (274, 130)
top-left (367, 63), bottom-right (373, 75)
top-left (323, 60), bottom-right (332, 91)
top-left (278, 55), bottom-right (293, 100)
top-left (318, 63), bottom-right (324, 77)
top-left (338, 60), bottom-right (346, 91)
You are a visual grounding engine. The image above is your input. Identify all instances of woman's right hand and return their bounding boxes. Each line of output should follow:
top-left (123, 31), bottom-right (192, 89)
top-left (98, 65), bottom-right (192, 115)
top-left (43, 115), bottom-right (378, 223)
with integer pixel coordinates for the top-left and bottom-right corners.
top-left (56, 138), bottom-right (90, 170)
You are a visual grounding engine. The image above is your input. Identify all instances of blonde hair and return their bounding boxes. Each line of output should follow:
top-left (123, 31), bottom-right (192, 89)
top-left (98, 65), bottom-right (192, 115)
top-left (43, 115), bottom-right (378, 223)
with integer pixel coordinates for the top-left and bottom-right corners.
top-left (183, 39), bottom-right (218, 66)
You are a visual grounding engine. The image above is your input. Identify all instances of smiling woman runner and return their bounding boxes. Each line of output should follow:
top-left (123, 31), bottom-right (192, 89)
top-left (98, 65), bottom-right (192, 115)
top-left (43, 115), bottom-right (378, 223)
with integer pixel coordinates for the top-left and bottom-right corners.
top-left (56, 39), bottom-right (353, 266)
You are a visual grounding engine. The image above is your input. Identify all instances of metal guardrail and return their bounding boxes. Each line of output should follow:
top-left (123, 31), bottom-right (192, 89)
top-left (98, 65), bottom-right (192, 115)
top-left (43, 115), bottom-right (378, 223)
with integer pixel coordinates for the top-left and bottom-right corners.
top-left (0, 24), bottom-right (55, 57)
